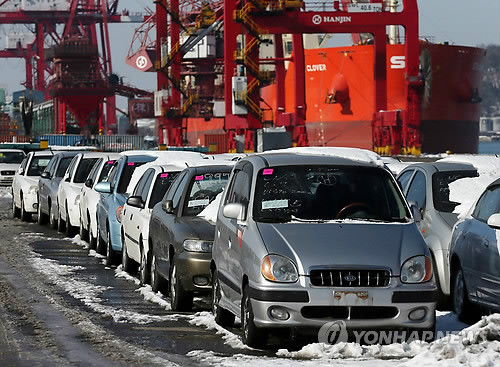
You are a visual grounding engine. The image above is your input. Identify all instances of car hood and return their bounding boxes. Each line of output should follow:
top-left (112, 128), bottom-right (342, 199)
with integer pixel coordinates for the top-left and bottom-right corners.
top-left (256, 221), bottom-right (426, 275)
top-left (0, 163), bottom-right (19, 172)
top-left (177, 216), bottom-right (215, 241)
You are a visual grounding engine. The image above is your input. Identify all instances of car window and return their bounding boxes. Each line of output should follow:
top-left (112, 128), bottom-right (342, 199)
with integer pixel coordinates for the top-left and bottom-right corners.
top-left (225, 165), bottom-right (252, 209)
top-left (66, 157), bottom-right (78, 178)
top-left (182, 171), bottom-right (230, 216)
top-left (74, 158), bottom-right (99, 183)
top-left (140, 170), bottom-right (155, 203)
top-left (171, 171), bottom-right (190, 209)
top-left (100, 160), bottom-right (117, 183)
top-left (87, 158), bottom-right (101, 182)
top-left (45, 157), bottom-right (56, 175)
top-left (0, 151), bottom-right (24, 164)
top-left (397, 170), bottom-right (413, 192)
top-left (27, 156), bottom-right (52, 176)
top-left (253, 165), bottom-right (410, 222)
top-left (148, 171), bottom-right (180, 209)
top-left (406, 171), bottom-right (426, 210)
top-left (474, 187), bottom-right (500, 222)
top-left (116, 161), bottom-right (148, 194)
top-left (132, 171), bottom-right (150, 197)
top-left (432, 170), bottom-right (478, 213)
top-left (56, 157), bottom-right (73, 178)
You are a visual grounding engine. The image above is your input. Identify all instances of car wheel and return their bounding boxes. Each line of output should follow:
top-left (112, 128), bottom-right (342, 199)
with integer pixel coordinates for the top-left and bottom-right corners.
top-left (452, 266), bottom-right (476, 323)
top-left (96, 225), bottom-right (106, 254)
top-left (212, 269), bottom-right (235, 327)
top-left (65, 206), bottom-right (75, 237)
top-left (12, 197), bottom-right (20, 218)
top-left (241, 285), bottom-right (266, 348)
top-left (20, 196), bottom-right (31, 222)
top-left (79, 215), bottom-right (89, 241)
top-left (121, 235), bottom-right (138, 273)
top-left (49, 201), bottom-right (58, 229)
top-left (150, 254), bottom-right (166, 293)
top-left (37, 197), bottom-right (48, 225)
top-left (57, 203), bottom-right (65, 233)
top-left (169, 259), bottom-right (193, 311)
top-left (105, 229), bottom-right (119, 267)
top-left (139, 244), bottom-right (150, 285)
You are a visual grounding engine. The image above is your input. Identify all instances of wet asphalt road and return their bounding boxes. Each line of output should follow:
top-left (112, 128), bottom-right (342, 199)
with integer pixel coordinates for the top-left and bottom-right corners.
top-left (0, 191), bottom-right (271, 366)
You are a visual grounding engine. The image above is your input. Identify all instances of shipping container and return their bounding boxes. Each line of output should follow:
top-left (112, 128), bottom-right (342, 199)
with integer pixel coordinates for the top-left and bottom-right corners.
top-left (204, 133), bottom-right (228, 154)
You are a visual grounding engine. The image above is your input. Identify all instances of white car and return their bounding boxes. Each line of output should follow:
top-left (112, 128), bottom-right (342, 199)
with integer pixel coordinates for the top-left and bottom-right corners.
top-left (79, 153), bottom-right (120, 247)
top-left (0, 149), bottom-right (25, 187)
top-left (57, 152), bottom-right (106, 236)
top-left (12, 151), bottom-right (53, 221)
top-left (121, 164), bottom-right (184, 284)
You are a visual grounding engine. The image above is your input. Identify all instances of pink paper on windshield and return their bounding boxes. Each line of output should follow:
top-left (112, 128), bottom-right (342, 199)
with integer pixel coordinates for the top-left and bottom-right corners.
top-left (195, 175), bottom-right (204, 181)
top-left (107, 161), bottom-right (114, 164)
top-left (263, 169), bottom-right (274, 175)
top-left (128, 162), bottom-right (134, 166)
top-left (160, 173), bottom-right (169, 178)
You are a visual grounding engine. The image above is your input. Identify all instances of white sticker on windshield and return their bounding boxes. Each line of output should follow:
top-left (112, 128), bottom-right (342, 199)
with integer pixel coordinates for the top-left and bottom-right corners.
top-left (262, 199), bottom-right (289, 210)
top-left (188, 199), bottom-right (210, 208)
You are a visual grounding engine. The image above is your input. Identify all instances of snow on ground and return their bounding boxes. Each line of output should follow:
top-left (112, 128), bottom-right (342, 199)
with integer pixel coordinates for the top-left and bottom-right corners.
top-left (265, 147), bottom-right (384, 167)
top-left (439, 155), bottom-right (500, 217)
top-left (68, 234), bottom-right (89, 249)
top-left (0, 187), bottom-right (12, 198)
top-left (197, 190), bottom-right (223, 223)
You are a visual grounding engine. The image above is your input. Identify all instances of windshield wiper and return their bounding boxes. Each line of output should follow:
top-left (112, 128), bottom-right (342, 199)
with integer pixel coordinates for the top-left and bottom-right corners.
top-left (256, 217), bottom-right (291, 223)
top-left (291, 216), bottom-right (328, 223)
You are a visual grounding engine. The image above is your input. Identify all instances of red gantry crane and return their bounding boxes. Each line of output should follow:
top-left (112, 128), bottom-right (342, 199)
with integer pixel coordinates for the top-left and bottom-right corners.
top-left (0, 0), bottom-right (148, 135)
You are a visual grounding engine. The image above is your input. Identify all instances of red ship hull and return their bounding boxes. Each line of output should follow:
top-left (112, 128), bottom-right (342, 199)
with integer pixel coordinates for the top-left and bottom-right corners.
top-left (185, 42), bottom-right (484, 153)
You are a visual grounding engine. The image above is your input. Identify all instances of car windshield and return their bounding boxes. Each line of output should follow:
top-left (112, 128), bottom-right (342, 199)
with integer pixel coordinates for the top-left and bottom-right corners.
top-left (27, 156), bottom-right (52, 176)
top-left (183, 172), bottom-right (230, 216)
top-left (148, 172), bottom-right (180, 209)
top-left (432, 170), bottom-right (478, 213)
top-left (74, 158), bottom-right (99, 183)
top-left (117, 162), bottom-right (148, 194)
top-left (98, 160), bottom-right (116, 183)
top-left (253, 165), bottom-right (410, 223)
top-left (0, 152), bottom-right (24, 164)
top-left (56, 157), bottom-right (73, 178)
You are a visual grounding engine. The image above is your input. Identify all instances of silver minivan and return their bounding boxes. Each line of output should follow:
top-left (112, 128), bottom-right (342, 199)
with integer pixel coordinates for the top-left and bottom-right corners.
top-left (211, 153), bottom-right (437, 347)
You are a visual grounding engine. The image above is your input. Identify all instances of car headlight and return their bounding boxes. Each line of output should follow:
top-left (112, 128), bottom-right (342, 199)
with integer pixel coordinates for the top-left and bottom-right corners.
top-left (400, 255), bottom-right (433, 283)
top-left (74, 195), bottom-right (80, 206)
top-left (183, 240), bottom-right (213, 253)
top-left (261, 254), bottom-right (299, 283)
top-left (29, 185), bottom-right (38, 194)
top-left (116, 206), bottom-right (124, 223)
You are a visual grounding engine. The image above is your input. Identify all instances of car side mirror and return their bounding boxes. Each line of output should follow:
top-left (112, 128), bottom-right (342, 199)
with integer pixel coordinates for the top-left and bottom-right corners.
top-left (127, 196), bottom-right (145, 209)
top-left (223, 203), bottom-right (246, 221)
top-left (487, 213), bottom-right (500, 230)
top-left (94, 182), bottom-right (112, 194)
top-left (409, 201), bottom-right (422, 223)
top-left (40, 171), bottom-right (51, 179)
top-left (162, 200), bottom-right (174, 214)
top-left (65, 175), bottom-right (71, 182)
top-left (85, 178), bottom-right (93, 188)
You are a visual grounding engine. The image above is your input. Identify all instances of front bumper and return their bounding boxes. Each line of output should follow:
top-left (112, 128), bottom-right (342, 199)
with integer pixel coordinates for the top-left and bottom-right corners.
top-left (67, 202), bottom-right (81, 228)
top-left (23, 192), bottom-right (38, 214)
top-left (176, 251), bottom-right (212, 294)
top-left (249, 279), bottom-right (437, 330)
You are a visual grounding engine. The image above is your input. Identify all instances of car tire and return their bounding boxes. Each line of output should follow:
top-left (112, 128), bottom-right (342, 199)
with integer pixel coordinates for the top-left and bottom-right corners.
top-left (96, 226), bottom-right (106, 254)
top-left (49, 201), bottom-right (58, 229)
top-left (105, 229), bottom-right (119, 267)
top-left (57, 203), bottom-right (65, 233)
top-left (65, 206), bottom-right (76, 237)
top-left (241, 285), bottom-right (266, 348)
top-left (20, 196), bottom-right (31, 222)
top-left (122, 236), bottom-right (138, 274)
top-left (139, 244), bottom-right (150, 285)
top-left (150, 254), bottom-right (166, 294)
top-left (169, 259), bottom-right (193, 311)
top-left (452, 266), bottom-right (476, 323)
top-left (431, 255), bottom-right (450, 310)
top-left (79, 215), bottom-right (89, 241)
top-left (12, 197), bottom-right (20, 218)
top-left (212, 269), bottom-right (235, 327)
top-left (37, 197), bottom-right (48, 225)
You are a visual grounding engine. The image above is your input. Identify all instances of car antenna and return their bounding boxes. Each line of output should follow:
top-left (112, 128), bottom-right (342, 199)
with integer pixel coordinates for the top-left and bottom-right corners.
top-left (185, 163), bottom-right (190, 167)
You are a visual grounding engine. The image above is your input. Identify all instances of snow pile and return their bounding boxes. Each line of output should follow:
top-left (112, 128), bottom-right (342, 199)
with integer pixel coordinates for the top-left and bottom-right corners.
top-left (189, 311), bottom-right (250, 350)
top-left (197, 190), bottom-right (223, 223)
top-left (265, 147), bottom-right (384, 167)
top-left (114, 265), bottom-right (140, 285)
top-left (403, 313), bottom-right (500, 367)
top-left (0, 187), bottom-right (12, 198)
top-left (438, 155), bottom-right (500, 217)
top-left (137, 285), bottom-right (172, 311)
top-left (68, 234), bottom-right (89, 249)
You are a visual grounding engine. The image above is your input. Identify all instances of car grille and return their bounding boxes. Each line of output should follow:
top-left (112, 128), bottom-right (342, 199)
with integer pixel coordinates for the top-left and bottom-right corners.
top-left (301, 306), bottom-right (398, 320)
top-left (1, 171), bottom-right (15, 176)
top-left (309, 269), bottom-right (390, 287)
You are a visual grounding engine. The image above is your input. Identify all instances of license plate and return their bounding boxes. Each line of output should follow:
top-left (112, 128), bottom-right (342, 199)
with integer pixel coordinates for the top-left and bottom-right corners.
top-left (333, 291), bottom-right (372, 306)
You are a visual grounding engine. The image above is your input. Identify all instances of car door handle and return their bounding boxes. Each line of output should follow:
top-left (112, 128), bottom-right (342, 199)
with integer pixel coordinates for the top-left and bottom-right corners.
top-left (130, 214), bottom-right (133, 220)
top-left (482, 239), bottom-right (489, 247)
